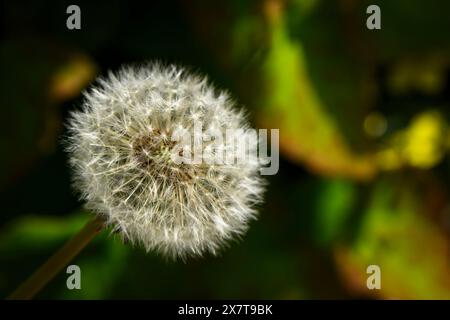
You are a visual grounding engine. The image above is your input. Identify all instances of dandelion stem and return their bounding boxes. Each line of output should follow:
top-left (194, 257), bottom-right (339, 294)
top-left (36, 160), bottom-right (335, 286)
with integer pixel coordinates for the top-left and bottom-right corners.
top-left (7, 216), bottom-right (105, 300)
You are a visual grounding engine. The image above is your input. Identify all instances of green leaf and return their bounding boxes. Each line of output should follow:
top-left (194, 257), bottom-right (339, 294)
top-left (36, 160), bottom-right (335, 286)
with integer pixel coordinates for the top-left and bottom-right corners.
top-left (0, 211), bottom-right (127, 299)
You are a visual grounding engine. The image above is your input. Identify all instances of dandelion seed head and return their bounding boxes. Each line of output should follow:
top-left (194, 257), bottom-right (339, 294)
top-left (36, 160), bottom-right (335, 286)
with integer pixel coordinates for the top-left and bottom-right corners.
top-left (66, 63), bottom-right (265, 259)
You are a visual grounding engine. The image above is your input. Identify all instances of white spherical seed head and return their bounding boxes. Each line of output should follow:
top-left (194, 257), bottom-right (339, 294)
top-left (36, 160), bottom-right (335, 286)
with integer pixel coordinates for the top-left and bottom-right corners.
top-left (66, 63), bottom-right (265, 259)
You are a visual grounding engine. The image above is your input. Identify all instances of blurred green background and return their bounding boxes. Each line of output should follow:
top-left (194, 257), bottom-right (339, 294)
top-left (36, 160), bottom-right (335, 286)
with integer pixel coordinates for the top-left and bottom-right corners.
top-left (1, 0), bottom-right (450, 299)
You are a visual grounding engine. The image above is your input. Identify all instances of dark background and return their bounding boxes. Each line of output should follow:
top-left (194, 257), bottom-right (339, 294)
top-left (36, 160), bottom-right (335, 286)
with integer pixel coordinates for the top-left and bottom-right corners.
top-left (1, 0), bottom-right (450, 299)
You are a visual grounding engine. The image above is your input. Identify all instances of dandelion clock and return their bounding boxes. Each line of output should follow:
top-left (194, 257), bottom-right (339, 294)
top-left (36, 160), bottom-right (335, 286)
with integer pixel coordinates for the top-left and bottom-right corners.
top-left (9, 63), bottom-right (266, 299)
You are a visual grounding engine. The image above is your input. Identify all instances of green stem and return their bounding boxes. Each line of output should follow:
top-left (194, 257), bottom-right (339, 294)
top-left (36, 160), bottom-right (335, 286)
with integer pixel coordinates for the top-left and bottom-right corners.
top-left (7, 216), bottom-right (105, 300)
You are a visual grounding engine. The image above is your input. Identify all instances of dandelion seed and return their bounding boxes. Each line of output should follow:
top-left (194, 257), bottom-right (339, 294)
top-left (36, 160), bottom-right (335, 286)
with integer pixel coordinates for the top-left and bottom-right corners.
top-left (66, 62), bottom-right (265, 259)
